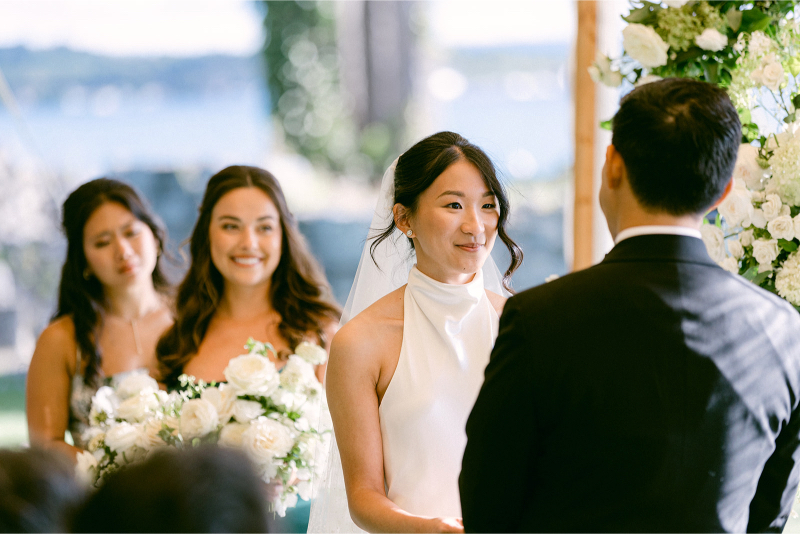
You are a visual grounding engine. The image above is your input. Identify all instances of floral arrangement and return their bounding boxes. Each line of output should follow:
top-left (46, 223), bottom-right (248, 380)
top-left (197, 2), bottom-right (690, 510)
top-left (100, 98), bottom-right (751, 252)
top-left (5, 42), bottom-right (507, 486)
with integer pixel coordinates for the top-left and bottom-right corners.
top-left (75, 339), bottom-right (330, 516)
top-left (591, 1), bottom-right (800, 310)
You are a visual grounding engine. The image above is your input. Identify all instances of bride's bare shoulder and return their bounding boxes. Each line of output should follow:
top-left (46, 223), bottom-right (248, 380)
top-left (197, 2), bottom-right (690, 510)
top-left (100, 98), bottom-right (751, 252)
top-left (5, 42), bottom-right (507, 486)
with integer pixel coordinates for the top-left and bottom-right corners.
top-left (485, 289), bottom-right (507, 315)
top-left (330, 286), bottom-right (405, 363)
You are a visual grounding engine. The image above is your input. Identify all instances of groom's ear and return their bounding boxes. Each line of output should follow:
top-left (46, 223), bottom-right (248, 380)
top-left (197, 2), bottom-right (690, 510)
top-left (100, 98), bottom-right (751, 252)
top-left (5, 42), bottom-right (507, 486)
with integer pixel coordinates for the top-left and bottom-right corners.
top-left (605, 145), bottom-right (625, 190)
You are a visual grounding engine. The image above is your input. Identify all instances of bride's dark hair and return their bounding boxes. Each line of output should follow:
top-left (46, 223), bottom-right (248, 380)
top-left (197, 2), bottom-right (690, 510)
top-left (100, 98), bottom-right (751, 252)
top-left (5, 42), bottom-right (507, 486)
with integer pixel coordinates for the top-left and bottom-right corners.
top-left (370, 131), bottom-right (522, 293)
top-left (56, 178), bottom-right (170, 386)
top-left (157, 165), bottom-right (341, 386)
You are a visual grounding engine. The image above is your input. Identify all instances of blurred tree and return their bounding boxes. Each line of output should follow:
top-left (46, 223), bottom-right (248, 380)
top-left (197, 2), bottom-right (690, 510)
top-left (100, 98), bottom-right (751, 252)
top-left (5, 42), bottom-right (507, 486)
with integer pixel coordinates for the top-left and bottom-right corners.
top-left (260, 1), bottom-right (416, 182)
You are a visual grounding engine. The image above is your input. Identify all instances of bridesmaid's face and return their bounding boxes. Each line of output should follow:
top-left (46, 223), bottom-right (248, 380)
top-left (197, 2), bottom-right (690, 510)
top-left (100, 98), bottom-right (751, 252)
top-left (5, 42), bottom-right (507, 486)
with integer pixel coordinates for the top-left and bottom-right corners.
top-left (83, 202), bottom-right (159, 290)
top-left (209, 187), bottom-right (283, 292)
top-left (403, 160), bottom-right (499, 284)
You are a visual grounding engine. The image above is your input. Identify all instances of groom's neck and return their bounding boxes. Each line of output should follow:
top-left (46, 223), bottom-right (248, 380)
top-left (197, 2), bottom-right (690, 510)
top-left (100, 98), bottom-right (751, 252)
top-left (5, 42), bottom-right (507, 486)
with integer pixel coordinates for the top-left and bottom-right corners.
top-left (610, 206), bottom-right (702, 241)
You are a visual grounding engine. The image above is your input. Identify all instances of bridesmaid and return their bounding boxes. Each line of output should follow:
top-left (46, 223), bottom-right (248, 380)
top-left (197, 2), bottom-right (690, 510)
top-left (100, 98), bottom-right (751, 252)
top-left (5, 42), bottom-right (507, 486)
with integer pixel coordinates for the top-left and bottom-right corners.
top-left (26, 178), bottom-right (173, 459)
top-left (156, 165), bottom-right (340, 388)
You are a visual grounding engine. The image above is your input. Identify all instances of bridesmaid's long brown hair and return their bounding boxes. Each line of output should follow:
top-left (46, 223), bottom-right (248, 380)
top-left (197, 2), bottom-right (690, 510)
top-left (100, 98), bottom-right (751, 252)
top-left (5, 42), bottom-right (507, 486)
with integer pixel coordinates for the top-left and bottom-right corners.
top-left (157, 166), bottom-right (340, 386)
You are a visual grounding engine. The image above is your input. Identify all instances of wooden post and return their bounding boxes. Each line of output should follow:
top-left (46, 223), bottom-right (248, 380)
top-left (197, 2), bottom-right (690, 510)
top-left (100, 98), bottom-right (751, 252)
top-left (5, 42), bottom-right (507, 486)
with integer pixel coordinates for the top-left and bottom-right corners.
top-left (573, 0), bottom-right (597, 271)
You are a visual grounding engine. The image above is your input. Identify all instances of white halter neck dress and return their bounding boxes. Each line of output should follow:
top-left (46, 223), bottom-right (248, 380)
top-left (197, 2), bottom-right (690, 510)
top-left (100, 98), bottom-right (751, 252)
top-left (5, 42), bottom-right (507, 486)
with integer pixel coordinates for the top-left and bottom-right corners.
top-left (378, 266), bottom-right (499, 517)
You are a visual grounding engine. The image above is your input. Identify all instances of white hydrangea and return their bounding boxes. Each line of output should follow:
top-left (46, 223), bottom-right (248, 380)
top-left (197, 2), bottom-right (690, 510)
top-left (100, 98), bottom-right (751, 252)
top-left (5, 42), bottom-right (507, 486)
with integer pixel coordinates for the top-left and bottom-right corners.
top-left (623, 24), bottom-right (669, 68)
top-left (663, 0), bottom-right (689, 7)
top-left (749, 31), bottom-right (773, 56)
top-left (770, 136), bottom-right (800, 206)
top-left (635, 74), bottom-right (663, 87)
top-left (775, 250), bottom-right (800, 305)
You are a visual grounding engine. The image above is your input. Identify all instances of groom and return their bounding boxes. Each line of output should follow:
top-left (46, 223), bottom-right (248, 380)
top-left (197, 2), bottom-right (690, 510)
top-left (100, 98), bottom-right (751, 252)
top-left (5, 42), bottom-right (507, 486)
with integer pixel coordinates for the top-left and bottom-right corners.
top-left (460, 78), bottom-right (800, 533)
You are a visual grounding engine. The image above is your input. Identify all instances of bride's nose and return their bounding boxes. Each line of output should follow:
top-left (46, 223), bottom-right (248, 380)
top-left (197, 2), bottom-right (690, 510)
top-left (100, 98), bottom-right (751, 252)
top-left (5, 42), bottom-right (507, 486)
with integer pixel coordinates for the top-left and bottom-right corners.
top-left (461, 208), bottom-right (485, 236)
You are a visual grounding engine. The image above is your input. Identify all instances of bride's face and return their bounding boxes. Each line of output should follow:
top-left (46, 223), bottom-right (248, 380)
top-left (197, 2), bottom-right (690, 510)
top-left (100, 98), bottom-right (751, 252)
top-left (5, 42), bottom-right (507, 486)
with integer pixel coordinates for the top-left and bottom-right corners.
top-left (402, 160), bottom-right (499, 284)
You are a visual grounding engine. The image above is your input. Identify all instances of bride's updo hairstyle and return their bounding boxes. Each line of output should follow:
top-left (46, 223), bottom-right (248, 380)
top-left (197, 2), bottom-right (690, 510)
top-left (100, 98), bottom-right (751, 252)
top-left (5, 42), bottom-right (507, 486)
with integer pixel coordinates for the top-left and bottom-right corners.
top-left (57, 178), bottom-right (170, 386)
top-left (370, 131), bottom-right (522, 292)
top-left (157, 166), bottom-right (340, 386)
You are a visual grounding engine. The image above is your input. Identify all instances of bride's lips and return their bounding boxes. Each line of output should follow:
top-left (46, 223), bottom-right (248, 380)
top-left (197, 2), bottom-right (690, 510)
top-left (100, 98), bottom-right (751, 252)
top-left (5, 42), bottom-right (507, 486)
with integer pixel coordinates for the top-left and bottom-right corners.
top-left (456, 243), bottom-right (483, 252)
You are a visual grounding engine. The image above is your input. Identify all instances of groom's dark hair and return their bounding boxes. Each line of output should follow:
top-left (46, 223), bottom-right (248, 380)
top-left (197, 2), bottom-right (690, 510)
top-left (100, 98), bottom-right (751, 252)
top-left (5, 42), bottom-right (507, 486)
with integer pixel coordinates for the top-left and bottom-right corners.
top-left (612, 78), bottom-right (741, 215)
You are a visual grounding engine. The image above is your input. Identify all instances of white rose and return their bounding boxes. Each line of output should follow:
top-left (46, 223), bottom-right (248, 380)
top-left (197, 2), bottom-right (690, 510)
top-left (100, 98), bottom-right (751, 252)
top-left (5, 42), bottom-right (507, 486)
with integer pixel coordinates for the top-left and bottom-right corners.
top-left (768, 215), bottom-right (796, 241)
top-left (717, 187), bottom-right (754, 227)
top-left (116, 392), bottom-right (160, 423)
top-left (695, 28), bottom-right (728, 52)
top-left (752, 191), bottom-right (766, 202)
top-left (233, 399), bottom-right (264, 424)
top-left (793, 215), bottom-right (800, 239)
top-left (761, 61), bottom-right (785, 91)
top-left (635, 74), bottom-right (663, 87)
top-left (762, 194), bottom-right (783, 221)
top-left (179, 399), bottom-right (219, 440)
top-left (224, 354), bottom-right (280, 396)
top-left (201, 385), bottom-right (237, 424)
top-left (75, 450), bottom-right (98, 486)
top-left (104, 422), bottom-right (140, 453)
top-left (242, 417), bottom-right (295, 468)
top-left (751, 208), bottom-right (768, 229)
top-left (115, 373), bottom-right (159, 400)
top-left (136, 418), bottom-right (166, 449)
top-left (623, 24), bottom-right (669, 68)
top-left (740, 229), bottom-right (755, 247)
top-left (663, 0), bottom-right (689, 7)
top-left (749, 31), bottom-right (772, 56)
top-left (727, 238), bottom-right (745, 259)
top-left (719, 256), bottom-right (740, 274)
top-left (294, 342), bottom-right (328, 365)
top-left (733, 144), bottom-right (765, 191)
top-left (700, 224), bottom-right (726, 263)
top-left (219, 422), bottom-right (250, 448)
top-left (752, 238), bottom-right (780, 266)
top-left (280, 355), bottom-right (318, 393)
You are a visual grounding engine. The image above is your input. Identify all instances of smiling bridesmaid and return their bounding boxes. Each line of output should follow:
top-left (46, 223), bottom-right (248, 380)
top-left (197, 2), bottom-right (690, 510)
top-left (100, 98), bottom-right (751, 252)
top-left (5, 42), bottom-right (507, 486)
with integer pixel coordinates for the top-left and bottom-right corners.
top-left (156, 165), bottom-right (340, 388)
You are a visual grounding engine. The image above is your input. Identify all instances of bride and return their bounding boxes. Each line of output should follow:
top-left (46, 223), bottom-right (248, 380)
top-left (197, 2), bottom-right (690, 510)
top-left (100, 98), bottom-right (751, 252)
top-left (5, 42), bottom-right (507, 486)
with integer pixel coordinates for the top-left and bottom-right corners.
top-left (313, 131), bottom-right (522, 532)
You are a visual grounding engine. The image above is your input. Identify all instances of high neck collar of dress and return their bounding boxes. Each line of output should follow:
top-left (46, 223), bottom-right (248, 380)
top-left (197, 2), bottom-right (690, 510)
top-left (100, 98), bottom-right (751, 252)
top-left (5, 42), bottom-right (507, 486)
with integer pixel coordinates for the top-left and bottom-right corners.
top-left (407, 266), bottom-right (485, 307)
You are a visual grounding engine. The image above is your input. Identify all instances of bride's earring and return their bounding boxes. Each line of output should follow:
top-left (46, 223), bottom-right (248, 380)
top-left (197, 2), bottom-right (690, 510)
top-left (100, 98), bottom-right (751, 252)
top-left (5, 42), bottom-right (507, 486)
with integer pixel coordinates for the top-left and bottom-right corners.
top-left (406, 229), bottom-right (413, 237)
top-left (83, 268), bottom-right (92, 280)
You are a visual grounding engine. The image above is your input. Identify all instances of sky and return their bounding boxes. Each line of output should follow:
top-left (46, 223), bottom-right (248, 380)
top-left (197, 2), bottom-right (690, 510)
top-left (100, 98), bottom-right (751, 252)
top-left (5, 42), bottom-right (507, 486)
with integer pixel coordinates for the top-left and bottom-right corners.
top-left (0, 0), bottom-right (575, 57)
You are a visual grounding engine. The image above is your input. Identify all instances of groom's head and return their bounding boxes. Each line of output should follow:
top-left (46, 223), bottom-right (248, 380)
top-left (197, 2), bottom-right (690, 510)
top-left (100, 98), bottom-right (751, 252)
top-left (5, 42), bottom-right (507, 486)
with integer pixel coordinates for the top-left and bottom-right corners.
top-left (600, 78), bottom-right (741, 236)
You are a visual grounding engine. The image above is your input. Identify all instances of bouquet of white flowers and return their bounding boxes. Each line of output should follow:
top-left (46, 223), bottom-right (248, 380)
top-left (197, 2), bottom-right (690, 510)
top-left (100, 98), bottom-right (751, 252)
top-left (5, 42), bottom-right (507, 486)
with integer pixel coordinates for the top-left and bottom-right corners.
top-left (76, 339), bottom-right (330, 516)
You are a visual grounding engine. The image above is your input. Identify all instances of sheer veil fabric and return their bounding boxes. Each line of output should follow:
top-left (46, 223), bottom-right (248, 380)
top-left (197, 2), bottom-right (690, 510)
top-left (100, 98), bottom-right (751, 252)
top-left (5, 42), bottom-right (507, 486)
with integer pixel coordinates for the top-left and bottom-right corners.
top-left (307, 160), bottom-right (508, 533)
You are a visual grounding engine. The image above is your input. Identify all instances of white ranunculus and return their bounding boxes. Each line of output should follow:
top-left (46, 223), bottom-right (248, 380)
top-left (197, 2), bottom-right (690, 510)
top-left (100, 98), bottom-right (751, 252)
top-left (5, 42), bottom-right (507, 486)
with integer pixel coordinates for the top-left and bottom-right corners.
top-left (761, 60), bottom-right (785, 91)
top-left (295, 342), bottom-right (328, 365)
top-left (733, 144), bottom-right (765, 190)
top-left (201, 385), bottom-right (237, 424)
top-left (695, 28), bottom-right (728, 51)
top-left (116, 392), bottom-right (160, 423)
top-left (224, 353), bottom-right (280, 396)
top-left (762, 194), bottom-right (783, 221)
top-left (776, 251), bottom-right (800, 305)
top-left (219, 422), bottom-right (250, 448)
top-left (233, 399), bottom-right (264, 424)
top-left (740, 229), bottom-right (755, 247)
top-left (85, 428), bottom-right (105, 452)
top-left (179, 399), bottom-right (219, 440)
top-left (90, 386), bottom-right (119, 422)
top-left (115, 373), bottom-right (159, 400)
top-left (663, 0), bottom-right (689, 7)
top-left (719, 256), bottom-right (740, 274)
top-left (718, 187), bottom-right (754, 227)
top-left (242, 417), bottom-right (295, 467)
top-left (136, 418), bottom-right (166, 449)
top-left (768, 215), bottom-right (796, 241)
top-left (700, 224), bottom-right (726, 263)
top-left (280, 355), bottom-right (318, 393)
top-left (751, 209), bottom-right (768, 229)
top-left (75, 450), bottom-right (98, 486)
top-left (623, 24), bottom-right (669, 68)
top-left (752, 238), bottom-right (780, 266)
top-left (727, 238), bottom-right (745, 259)
top-left (635, 74), bottom-right (663, 87)
top-left (104, 422), bottom-right (140, 453)
top-left (749, 31), bottom-right (772, 56)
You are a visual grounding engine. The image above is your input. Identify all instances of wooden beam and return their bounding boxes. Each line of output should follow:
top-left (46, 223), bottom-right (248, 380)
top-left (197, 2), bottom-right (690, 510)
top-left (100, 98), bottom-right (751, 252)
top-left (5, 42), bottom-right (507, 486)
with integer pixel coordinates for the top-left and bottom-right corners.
top-left (573, 0), bottom-right (597, 271)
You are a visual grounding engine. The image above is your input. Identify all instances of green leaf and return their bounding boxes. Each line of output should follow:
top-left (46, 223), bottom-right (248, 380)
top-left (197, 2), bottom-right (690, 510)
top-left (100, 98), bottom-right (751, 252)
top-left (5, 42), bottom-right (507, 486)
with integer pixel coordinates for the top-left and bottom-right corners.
top-left (600, 119), bottom-right (612, 131)
top-left (779, 239), bottom-right (799, 252)
top-left (793, 305), bottom-right (800, 314)
top-left (623, 3), bottom-right (662, 25)
top-left (726, 7), bottom-right (743, 32)
top-left (751, 270), bottom-right (772, 286)
top-left (789, 58), bottom-right (800, 78)
top-left (739, 108), bottom-right (752, 124)
top-left (715, 212), bottom-right (722, 228)
top-left (793, 93), bottom-right (800, 110)
top-left (742, 265), bottom-right (759, 281)
top-left (784, 113), bottom-right (797, 124)
top-left (740, 9), bottom-right (772, 33)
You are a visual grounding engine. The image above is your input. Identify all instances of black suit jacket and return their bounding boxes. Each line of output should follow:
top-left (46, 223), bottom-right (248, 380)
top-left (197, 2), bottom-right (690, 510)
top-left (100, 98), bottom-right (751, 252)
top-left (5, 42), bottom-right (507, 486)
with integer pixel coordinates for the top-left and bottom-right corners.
top-left (460, 235), bottom-right (800, 533)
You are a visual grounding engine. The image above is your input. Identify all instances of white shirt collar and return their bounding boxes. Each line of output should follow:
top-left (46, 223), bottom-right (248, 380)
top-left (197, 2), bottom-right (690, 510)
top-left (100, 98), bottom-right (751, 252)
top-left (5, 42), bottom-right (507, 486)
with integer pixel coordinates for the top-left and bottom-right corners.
top-left (614, 225), bottom-right (702, 245)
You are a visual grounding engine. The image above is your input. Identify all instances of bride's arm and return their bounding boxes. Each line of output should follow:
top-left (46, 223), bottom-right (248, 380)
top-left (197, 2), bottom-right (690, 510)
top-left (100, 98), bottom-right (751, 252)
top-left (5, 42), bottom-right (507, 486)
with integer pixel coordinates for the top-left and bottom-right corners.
top-left (327, 321), bottom-right (462, 533)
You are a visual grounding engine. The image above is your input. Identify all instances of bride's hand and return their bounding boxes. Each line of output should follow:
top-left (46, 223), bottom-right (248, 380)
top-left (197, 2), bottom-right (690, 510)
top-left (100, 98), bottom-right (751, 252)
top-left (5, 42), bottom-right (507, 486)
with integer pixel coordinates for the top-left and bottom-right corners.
top-left (429, 516), bottom-right (464, 533)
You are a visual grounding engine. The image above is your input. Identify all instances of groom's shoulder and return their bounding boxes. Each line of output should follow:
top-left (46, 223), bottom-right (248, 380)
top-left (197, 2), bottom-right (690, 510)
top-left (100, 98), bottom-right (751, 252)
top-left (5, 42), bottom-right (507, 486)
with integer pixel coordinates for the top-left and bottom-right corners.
top-left (510, 263), bottom-right (610, 308)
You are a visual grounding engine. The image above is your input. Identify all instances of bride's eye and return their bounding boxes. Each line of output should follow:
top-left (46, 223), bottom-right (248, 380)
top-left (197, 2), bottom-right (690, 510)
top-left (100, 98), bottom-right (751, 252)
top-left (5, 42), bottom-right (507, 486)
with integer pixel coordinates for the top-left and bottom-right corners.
top-left (445, 202), bottom-right (462, 209)
top-left (482, 203), bottom-right (496, 209)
